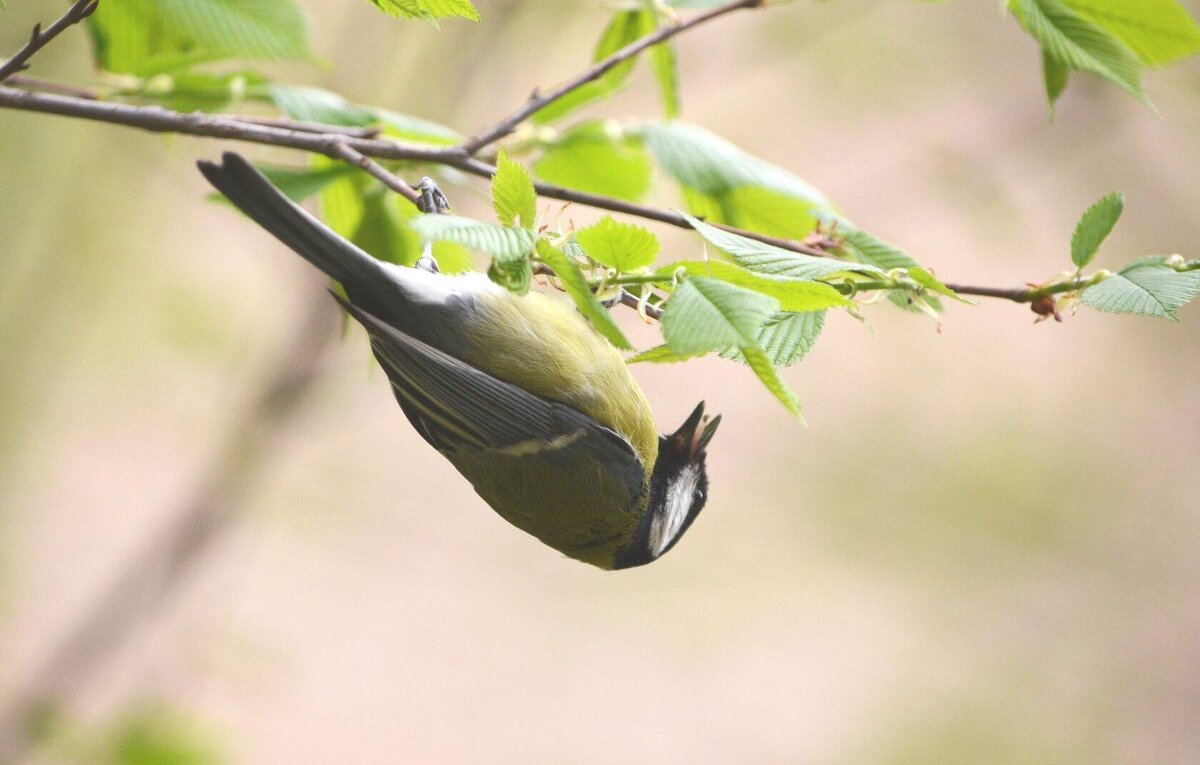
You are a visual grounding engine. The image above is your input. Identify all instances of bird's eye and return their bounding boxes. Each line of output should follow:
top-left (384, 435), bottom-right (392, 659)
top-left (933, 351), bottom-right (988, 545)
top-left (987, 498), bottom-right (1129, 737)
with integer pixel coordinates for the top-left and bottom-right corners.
top-left (693, 488), bottom-right (705, 503)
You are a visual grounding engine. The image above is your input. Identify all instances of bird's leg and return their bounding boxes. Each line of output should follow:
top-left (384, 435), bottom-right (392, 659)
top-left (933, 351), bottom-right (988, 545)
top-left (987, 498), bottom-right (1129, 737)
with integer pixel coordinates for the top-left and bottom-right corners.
top-left (415, 176), bottom-right (450, 273)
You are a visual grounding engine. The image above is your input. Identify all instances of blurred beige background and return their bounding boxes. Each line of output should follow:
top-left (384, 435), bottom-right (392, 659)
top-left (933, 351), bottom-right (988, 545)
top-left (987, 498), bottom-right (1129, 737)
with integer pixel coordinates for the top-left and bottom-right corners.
top-left (2, 0), bottom-right (1200, 762)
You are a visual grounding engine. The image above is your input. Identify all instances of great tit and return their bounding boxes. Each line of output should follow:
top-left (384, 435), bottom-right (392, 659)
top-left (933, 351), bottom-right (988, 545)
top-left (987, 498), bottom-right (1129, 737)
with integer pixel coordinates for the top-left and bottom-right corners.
top-left (198, 153), bottom-right (720, 569)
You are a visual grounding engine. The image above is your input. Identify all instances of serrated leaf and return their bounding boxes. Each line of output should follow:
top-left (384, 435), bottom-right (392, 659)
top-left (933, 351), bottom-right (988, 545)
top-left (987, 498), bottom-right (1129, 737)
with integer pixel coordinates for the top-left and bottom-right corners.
top-left (742, 345), bottom-right (804, 419)
top-left (639, 121), bottom-right (832, 211)
top-left (660, 261), bottom-right (849, 312)
top-left (721, 310), bottom-right (826, 367)
top-left (534, 121), bottom-right (652, 202)
top-left (838, 226), bottom-right (962, 310)
top-left (1064, 0), bottom-right (1200, 66)
top-left (491, 151), bottom-right (538, 229)
top-left (1010, 0), bottom-right (1146, 101)
top-left (683, 185), bottom-right (821, 241)
top-left (367, 0), bottom-right (479, 21)
top-left (410, 215), bottom-right (538, 260)
top-left (682, 212), bottom-right (883, 280)
top-left (661, 277), bottom-right (778, 354)
top-left (840, 227), bottom-right (919, 270)
top-left (88, 0), bottom-right (313, 75)
top-left (536, 241), bottom-right (632, 350)
top-left (574, 216), bottom-right (660, 272)
top-left (909, 267), bottom-right (972, 304)
top-left (627, 345), bottom-right (707, 364)
top-left (1081, 256), bottom-right (1200, 319)
top-left (1071, 191), bottom-right (1125, 268)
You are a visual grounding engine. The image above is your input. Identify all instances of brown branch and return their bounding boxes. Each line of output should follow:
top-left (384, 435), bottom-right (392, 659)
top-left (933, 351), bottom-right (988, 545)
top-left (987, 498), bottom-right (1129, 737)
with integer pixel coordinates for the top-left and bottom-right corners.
top-left (326, 140), bottom-right (422, 206)
top-left (0, 0), bottom-right (100, 83)
top-left (0, 288), bottom-right (340, 765)
top-left (0, 86), bottom-right (1074, 309)
top-left (224, 114), bottom-right (382, 139)
top-left (5, 74), bottom-right (98, 99)
top-left (0, 86), bottom-right (461, 163)
top-left (458, 0), bottom-right (765, 155)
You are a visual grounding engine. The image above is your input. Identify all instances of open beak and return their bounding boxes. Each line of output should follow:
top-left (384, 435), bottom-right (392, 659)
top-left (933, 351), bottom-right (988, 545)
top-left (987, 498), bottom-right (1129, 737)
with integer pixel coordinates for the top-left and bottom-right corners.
top-left (670, 401), bottom-right (722, 459)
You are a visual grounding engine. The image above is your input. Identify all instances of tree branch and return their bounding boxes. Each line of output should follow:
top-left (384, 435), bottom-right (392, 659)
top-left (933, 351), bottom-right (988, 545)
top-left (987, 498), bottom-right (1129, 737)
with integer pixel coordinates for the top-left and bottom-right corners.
top-left (0, 85), bottom-right (1087, 311)
top-left (457, 0), bottom-right (765, 155)
top-left (0, 0), bottom-right (99, 83)
top-left (326, 140), bottom-right (422, 206)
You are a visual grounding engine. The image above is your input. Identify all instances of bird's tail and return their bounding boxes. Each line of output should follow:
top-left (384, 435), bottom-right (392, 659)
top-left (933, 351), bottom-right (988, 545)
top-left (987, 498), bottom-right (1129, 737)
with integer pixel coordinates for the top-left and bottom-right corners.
top-left (197, 152), bottom-right (389, 296)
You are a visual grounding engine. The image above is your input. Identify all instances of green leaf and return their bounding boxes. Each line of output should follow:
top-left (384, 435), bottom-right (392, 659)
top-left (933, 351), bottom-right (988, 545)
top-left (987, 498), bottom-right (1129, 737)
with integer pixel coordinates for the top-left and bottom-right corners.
top-left (267, 86), bottom-right (463, 145)
top-left (372, 108), bottom-right (463, 146)
top-left (532, 10), bottom-right (653, 124)
top-left (1063, 0), bottom-right (1200, 66)
top-left (682, 212), bottom-right (883, 280)
top-left (721, 310), bottom-right (826, 367)
top-left (123, 71), bottom-right (265, 113)
top-left (366, 0), bottom-right (480, 21)
top-left (650, 40), bottom-right (682, 118)
top-left (639, 121), bottom-right (832, 211)
top-left (1010, 0), bottom-right (1146, 101)
top-left (1043, 49), bottom-right (1070, 106)
top-left (838, 225), bottom-right (964, 310)
top-left (536, 241), bottom-right (632, 350)
top-left (741, 345), bottom-right (804, 419)
top-left (661, 277), bottom-right (778, 354)
top-left (1071, 191), bottom-right (1125, 268)
top-left (267, 85), bottom-right (376, 125)
top-left (840, 227), bottom-right (919, 271)
top-left (108, 705), bottom-right (226, 765)
top-left (627, 344), bottom-right (707, 364)
top-left (533, 121), bottom-right (652, 202)
top-left (88, 0), bottom-right (313, 75)
top-left (574, 216), bottom-right (660, 272)
top-left (1081, 256), bottom-right (1200, 319)
top-left (492, 151), bottom-right (539, 229)
top-left (235, 163), bottom-right (356, 204)
top-left (683, 186), bottom-right (822, 242)
top-left (409, 215), bottom-right (538, 260)
top-left (660, 260), bottom-right (849, 312)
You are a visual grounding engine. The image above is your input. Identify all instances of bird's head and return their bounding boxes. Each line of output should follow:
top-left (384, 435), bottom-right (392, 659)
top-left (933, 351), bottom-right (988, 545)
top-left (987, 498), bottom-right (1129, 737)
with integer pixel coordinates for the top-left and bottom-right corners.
top-left (613, 401), bottom-right (721, 569)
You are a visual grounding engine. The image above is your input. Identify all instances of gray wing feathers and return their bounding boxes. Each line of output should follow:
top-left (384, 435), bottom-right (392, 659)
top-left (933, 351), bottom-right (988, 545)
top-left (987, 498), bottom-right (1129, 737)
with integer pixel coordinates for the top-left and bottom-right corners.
top-left (333, 294), bottom-right (644, 496)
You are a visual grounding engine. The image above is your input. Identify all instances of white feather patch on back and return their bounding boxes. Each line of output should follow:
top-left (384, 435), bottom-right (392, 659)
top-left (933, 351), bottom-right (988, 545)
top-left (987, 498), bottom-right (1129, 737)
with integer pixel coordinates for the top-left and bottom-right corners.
top-left (649, 463), bottom-right (701, 557)
top-left (384, 264), bottom-right (500, 305)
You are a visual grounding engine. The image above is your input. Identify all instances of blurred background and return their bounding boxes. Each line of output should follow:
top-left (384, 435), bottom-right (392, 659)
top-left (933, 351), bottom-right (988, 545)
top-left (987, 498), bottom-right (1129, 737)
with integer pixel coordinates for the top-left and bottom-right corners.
top-left (2, 0), bottom-right (1199, 762)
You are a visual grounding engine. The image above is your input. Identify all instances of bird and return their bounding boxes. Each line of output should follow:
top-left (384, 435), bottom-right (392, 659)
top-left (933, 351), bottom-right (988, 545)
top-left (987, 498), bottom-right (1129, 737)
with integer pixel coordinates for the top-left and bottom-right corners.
top-left (198, 152), bottom-right (720, 569)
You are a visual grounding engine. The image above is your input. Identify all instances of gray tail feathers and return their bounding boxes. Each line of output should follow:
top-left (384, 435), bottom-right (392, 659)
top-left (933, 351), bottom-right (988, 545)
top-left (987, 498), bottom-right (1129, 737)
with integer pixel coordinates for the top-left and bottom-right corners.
top-left (197, 152), bottom-right (389, 298)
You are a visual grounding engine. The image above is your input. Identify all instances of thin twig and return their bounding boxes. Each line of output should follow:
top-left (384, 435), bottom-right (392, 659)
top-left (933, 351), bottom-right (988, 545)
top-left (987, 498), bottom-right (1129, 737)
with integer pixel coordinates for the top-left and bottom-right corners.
top-left (0, 86), bottom-right (1079, 307)
top-left (326, 139), bottom-right (422, 205)
top-left (6, 74), bottom-right (99, 99)
top-left (0, 289), bottom-right (340, 765)
top-left (458, 0), bottom-right (765, 155)
top-left (0, 0), bottom-right (100, 83)
top-left (0, 87), bottom-right (461, 163)
top-left (225, 115), bottom-right (382, 139)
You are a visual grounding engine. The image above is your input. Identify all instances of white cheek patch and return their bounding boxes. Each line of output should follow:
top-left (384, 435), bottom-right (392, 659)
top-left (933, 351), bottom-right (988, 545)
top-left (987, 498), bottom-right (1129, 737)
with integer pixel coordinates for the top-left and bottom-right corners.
top-left (649, 464), bottom-right (701, 557)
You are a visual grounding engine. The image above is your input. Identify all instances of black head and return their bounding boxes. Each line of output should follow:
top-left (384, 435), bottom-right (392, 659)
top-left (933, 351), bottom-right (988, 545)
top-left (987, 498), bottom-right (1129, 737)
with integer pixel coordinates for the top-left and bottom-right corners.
top-left (613, 402), bottom-right (721, 569)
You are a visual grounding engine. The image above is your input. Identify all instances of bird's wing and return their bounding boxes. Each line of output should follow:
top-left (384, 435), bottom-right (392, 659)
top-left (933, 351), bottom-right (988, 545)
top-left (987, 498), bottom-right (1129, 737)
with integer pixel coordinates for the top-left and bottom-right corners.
top-left (333, 294), bottom-right (646, 502)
